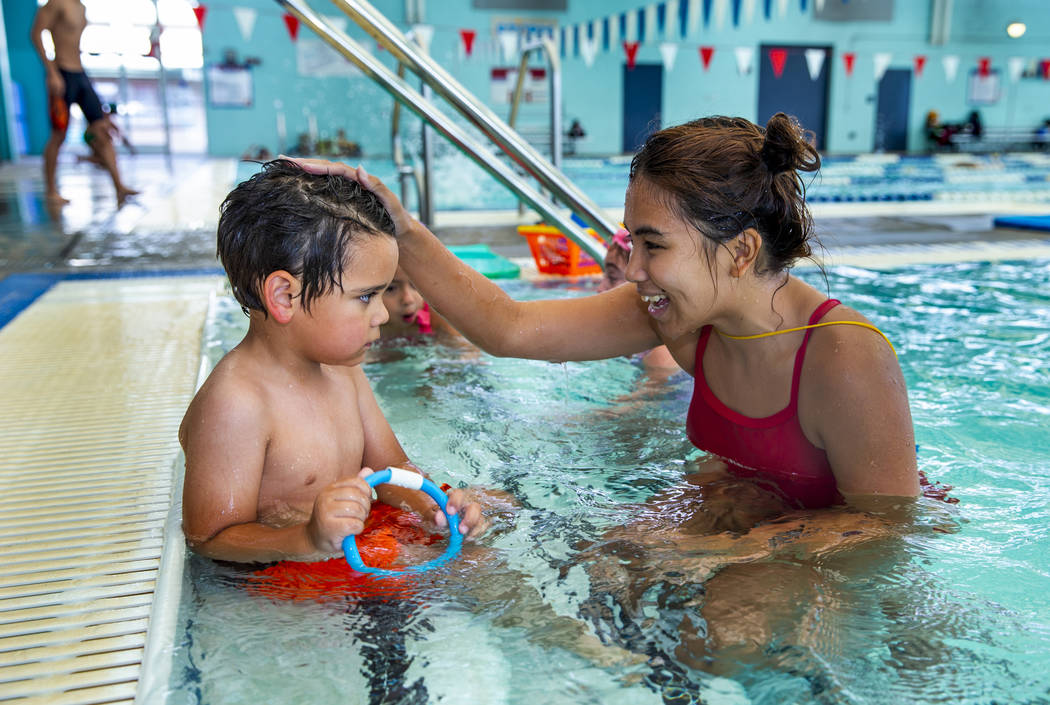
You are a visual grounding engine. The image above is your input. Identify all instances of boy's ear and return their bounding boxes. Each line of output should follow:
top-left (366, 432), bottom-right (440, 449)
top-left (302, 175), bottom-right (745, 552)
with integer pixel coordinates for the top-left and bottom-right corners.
top-left (262, 271), bottom-right (300, 324)
top-left (730, 228), bottom-right (763, 278)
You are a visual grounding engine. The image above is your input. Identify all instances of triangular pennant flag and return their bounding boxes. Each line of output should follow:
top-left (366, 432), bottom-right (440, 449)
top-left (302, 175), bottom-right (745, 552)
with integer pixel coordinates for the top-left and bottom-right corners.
top-left (764, 0), bottom-right (773, 19)
top-left (714, 0), bottom-right (729, 29)
top-left (624, 41), bottom-right (640, 69)
top-left (580, 33), bottom-right (599, 67)
top-left (743, 0), bottom-right (756, 24)
top-left (699, 45), bottom-right (715, 70)
top-left (412, 24), bottom-right (434, 54)
top-left (660, 42), bottom-right (679, 71)
top-left (873, 52), bottom-right (892, 81)
top-left (977, 56), bottom-right (991, 77)
top-left (1041, 59), bottom-right (1050, 81)
top-left (644, 4), bottom-right (658, 43)
top-left (804, 48), bottom-right (824, 80)
top-left (700, 0), bottom-right (711, 28)
top-left (459, 29), bottom-right (476, 57)
top-left (942, 54), bottom-right (959, 83)
top-left (731, 0), bottom-right (743, 26)
top-left (1007, 57), bottom-right (1025, 83)
top-left (322, 14), bottom-right (347, 33)
top-left (624, 10), bottom-right (638, 42)
top-left (233, 7), bottom-right (256, 41)
top-left (498, 30), bottom-right (518, 62)
top-left (192, 5), bottom-right (207, 31)
top-left (913, 54), bottom-right (926, 77)
top-left (664, 0), bottom-right (680, 39)
top-left (815, 0), bottom-right (825, 10)
top-left (768, 48), bottom-right (787, 78)
top-left (777, 0), bottom-right (790, 17)
top-left (842, 52), bottom-right (855, 77)
top-left (734, 46), bottom-right (754, 75)
top-left (282, 13), bottom-right (299, 41)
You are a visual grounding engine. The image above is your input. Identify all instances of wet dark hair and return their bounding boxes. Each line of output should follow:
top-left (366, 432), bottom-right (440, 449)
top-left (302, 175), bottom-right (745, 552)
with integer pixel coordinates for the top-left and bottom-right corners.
top-left (217, 159), bottom-right (395, 315)
top-left (628, 112), bottom-right (821, 276)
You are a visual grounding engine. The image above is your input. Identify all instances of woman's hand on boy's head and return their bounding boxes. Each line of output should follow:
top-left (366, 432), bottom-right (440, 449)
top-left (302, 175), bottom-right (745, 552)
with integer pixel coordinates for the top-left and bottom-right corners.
top-left (435, 488), bottom-right (488, 540)
top-left (283, 156), bottom-right (416, 238)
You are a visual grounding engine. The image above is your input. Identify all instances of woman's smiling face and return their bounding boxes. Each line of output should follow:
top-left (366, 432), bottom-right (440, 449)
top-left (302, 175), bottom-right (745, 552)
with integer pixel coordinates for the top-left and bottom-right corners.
top-left (622, 176), bottom-right (729, 338)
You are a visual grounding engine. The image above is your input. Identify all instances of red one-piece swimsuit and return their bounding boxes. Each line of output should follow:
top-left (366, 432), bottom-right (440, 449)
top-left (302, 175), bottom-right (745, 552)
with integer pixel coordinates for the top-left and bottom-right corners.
top-left (685, 299), bottom-right (845, 509)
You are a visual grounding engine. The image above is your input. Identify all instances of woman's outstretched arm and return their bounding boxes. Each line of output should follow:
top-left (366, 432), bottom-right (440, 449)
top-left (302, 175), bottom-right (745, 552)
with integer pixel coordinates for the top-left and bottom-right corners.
top-left (294, 158), bottom-right (662, 362)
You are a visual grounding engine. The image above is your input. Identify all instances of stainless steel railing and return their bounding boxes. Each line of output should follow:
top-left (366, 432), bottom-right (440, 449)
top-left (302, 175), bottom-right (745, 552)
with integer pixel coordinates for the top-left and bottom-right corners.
top-left (275, 0), bottom-right (610, 262)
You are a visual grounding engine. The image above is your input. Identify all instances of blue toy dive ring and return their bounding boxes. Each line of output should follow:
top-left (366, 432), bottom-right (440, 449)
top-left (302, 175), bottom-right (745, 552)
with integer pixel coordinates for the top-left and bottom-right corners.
top-left (342, 467), bottom-right (463, 576)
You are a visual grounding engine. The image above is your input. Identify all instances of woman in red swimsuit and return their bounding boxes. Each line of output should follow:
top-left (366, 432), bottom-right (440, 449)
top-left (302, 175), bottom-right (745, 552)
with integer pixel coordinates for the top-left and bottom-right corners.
top-left (297, 113), bottom-right (918, 513)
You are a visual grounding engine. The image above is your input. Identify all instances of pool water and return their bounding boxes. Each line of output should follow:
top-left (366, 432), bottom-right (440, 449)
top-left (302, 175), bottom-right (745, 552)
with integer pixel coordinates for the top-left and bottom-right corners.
top-left (158, 260), bottom-right (1050, 704)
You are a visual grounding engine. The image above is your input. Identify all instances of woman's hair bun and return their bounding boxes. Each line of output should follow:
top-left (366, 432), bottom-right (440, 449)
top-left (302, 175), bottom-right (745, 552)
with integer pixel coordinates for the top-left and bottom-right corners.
top-left (760, 112), bottom-right (820, 175)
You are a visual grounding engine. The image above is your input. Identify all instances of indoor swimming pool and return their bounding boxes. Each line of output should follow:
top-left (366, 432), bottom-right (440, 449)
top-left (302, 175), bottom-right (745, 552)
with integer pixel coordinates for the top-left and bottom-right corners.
top-left (235, 150), bottom-right (1050, 214)
top-left (144, 258), bottom-right (1050, 705)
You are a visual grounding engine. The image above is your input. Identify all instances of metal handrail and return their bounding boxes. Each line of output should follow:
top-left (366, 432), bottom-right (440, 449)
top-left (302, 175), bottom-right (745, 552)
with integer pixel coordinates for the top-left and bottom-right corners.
top-left (508, 37), bottom-right (562, 169)
top-left (321, 0), bottom-right (616, 256)
top-left (277, 0), bottom-right (605, 261)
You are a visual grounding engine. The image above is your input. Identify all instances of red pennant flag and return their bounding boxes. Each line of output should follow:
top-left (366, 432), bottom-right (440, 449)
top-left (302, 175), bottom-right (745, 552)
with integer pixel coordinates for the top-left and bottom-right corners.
top-left (699, 46), bottom-right (715, 71)
top-left (459, 29), bottom-right (476, 57)
top-left (843, 52), bottom-right (856, 77)
top-left (914, 55), bottom-right (926, 77)
top-left (283, 13), bottom-right (300, 41)
top-left (1040, 59), bottom-right (1050, 80)
top-left (977, 56), bottom-right (991, 77)
top-left (192, 5), bottom-right (207, 30)
top-left (624, 41), bottom-right (640, 69)
top-left (768, 48), bottom-right (787, 78)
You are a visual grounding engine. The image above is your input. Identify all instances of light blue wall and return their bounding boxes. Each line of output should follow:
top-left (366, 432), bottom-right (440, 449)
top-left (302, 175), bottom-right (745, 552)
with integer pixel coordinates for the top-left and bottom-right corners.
top-left (5, 0), bottom-right (1047, 158)
top-left (201, 0), bottom-right (1048, 157)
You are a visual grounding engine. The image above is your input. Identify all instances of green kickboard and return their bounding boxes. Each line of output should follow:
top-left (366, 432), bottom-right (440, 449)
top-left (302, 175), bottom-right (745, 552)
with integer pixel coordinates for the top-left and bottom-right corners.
top-left (448, 244), bottom-right (520, 279)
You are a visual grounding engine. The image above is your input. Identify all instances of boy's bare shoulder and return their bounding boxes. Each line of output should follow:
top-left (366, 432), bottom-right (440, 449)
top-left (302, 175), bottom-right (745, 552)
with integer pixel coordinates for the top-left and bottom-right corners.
top-left (180, 350), bottom-right (273, 448)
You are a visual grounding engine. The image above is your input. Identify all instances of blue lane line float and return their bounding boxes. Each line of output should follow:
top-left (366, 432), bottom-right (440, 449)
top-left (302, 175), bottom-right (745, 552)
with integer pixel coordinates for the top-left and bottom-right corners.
top-left (343, 467), bottom-right (463, 576)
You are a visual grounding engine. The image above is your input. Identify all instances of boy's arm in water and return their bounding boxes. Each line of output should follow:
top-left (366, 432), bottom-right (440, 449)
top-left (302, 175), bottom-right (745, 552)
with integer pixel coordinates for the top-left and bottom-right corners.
top-left (352, 364), bottom-right (488, 538)
top-left (292, 158), bottom-right (662, 363)
top-left (180, 373), bottom-right (374, 563)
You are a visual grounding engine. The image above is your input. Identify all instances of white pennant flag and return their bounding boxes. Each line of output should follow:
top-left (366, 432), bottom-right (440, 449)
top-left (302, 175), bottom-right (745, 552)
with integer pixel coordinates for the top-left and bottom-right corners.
top-left (1007, 56), bottom-right (1025, 82)
top-left (624, 10), bottom-right (638, 43)
top-left (942, 54), bottom-right (959, 83)
top-left (498, 30), bottom-right (518, 62)
top-left (564, 25), bottom-right (576, 58)
top-left (804, 48), bottom-right (825, 80)
top-left (873, 52), bottom-right (892, 81)
top-left (580, 32), bottom-right (599, 67)
top-left (777, 0), bottom-right (789, 18)
top-left (713, 0), bottom-right (729, 30)
top-left (233, 7), bottom-right (257, 41)
top-left (664, 0), bottom-right (680, 39)
top-left (411, 24), bottom-right (434, 54)
top-left (322, 14), bottom-right (347, 34)
top-left (659, 42), bottom-right (679, 71)
top-left (606, 14), bottom-right (620, 48)
top-left (815, 0), bottom-right (826, 10)
top-left (686, 0), bottom-right (701, 37)
top-left (645, 4), bottom-right (658, 43)
top-left (742, 0), bottom-right (756, 24)
top-left (734, 46), bottom-right (754, 75)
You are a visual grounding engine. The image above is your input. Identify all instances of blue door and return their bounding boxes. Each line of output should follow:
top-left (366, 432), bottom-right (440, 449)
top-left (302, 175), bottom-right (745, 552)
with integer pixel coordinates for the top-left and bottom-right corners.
top-left (622, 63), bottom-right (662, 154)
top-left (874, 69), bottom-right (912, 152)
top-left (757, 45), bottom-right (831, 149)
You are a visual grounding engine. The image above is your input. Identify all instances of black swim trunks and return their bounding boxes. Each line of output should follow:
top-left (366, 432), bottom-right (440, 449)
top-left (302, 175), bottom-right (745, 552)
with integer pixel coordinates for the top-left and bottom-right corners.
top-left (49, 69), bottom-right (105, 131)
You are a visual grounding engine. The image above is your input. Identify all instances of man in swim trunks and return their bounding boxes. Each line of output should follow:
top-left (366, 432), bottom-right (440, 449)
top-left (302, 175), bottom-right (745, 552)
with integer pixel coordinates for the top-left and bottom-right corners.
top-left (31, 0), bottom-right (139, 207)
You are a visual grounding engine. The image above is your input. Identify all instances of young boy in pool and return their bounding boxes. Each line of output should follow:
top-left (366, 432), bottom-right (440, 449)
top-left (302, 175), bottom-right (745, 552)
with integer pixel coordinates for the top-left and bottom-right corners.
top-left (179, 159), bottom-right (485, 563)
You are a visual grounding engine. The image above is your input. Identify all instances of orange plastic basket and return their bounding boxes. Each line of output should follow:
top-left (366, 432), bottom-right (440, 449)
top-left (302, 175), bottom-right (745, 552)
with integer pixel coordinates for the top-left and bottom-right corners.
top-left (516, 224), bottom-right (604, 276)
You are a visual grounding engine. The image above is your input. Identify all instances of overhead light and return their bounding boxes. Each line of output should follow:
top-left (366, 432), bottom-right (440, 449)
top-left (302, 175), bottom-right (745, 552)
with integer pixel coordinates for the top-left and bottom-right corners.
top-left (1006, 21), bottom-right (1026, 38)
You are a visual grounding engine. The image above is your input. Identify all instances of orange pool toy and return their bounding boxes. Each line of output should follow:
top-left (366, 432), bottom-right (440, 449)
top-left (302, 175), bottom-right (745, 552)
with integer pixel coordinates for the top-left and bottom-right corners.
top-left (247, 499), bottom-right (446, 602)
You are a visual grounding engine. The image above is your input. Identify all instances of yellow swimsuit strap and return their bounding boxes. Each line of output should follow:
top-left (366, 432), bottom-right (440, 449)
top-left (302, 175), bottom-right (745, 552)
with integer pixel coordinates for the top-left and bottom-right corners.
top-left (716, 320), bottom-right (897, 357)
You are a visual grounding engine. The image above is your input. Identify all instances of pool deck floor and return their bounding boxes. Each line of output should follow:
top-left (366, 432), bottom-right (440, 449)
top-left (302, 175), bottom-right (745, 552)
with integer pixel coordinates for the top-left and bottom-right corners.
top-left (0, 152), bottom-right (1049, 704)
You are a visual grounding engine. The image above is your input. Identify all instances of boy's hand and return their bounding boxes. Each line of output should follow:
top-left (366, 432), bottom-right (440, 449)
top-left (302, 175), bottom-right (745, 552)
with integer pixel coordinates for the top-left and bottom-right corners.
top-left (306, 468), bottom-right (374, 554)
top-left (433, 488), bottom-right (488, 540)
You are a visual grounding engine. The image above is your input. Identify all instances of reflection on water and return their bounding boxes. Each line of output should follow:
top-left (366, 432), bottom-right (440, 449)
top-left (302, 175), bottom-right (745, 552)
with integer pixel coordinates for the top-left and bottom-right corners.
top-left (167, 263), bottom-right (1050, 704)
